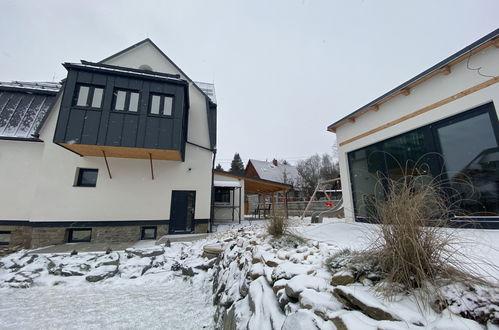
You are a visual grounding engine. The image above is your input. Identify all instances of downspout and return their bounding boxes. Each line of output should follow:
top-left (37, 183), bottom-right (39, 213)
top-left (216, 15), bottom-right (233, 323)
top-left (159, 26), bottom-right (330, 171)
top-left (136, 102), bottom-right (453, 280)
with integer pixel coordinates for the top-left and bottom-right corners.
top-left (209, 149), bottom-right (217, 233)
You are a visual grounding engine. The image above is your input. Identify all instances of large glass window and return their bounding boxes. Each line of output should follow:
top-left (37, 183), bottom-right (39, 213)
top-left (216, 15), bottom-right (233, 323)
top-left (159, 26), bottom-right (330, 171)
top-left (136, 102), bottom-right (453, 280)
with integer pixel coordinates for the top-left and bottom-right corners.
top-left (215, 187), bottom-right (231, 204)
top-left (0, 231), bottom-right (11, 246)
top-left (348, 102), bottom-right (499, 219)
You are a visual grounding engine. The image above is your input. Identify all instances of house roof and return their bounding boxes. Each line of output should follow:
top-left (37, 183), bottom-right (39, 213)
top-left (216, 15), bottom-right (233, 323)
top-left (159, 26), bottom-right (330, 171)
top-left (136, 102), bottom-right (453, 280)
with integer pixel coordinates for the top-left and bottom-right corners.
top-left (99, 38), bottom-right (217, 105)
top-left (214, 170), bottom-right (292, 194)
top-left (327, 28), bottom-right (499, 133)
top-left (248, 159), bottom-right (299, 184)
top-left (0, 81), bottom-right (61, 141)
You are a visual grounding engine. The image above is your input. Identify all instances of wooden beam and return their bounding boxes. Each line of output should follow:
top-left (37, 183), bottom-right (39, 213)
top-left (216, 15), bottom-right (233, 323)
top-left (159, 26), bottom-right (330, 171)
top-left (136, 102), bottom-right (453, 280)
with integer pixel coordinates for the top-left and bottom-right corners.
top-left (440, 65), bottom-right (451, 75)
top-left (338, 76), bottom-right (498, 147)
top-left (59, 144), bottom-right (182, 161)
top-left (370, 104), bottom-right (379, 112)
top-left (401, 88), bottom-right (411, 96)
top-left (348, 117), bottom-right (356, 123)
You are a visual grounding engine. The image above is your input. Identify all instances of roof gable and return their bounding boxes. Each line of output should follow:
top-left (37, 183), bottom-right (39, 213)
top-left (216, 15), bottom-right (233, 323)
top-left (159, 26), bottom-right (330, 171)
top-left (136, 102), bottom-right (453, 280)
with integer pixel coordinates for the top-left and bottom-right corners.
top-left (247, 159), bottom-right (299, 184)
top-left (99, 39), bottom-right (215, 104)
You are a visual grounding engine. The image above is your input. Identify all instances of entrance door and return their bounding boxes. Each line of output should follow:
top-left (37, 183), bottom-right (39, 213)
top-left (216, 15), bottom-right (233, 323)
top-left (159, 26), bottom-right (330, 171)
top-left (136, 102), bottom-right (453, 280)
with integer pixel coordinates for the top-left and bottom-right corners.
top-left (170, 191), bottom-right (196, 233)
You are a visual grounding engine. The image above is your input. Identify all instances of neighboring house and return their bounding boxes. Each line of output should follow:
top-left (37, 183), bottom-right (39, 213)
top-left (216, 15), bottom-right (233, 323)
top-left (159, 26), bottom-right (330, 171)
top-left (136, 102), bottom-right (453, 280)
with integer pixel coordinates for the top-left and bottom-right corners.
top-left (0, 39), bottom-right (217, 248)
top-left (328, 29), bottom-right (499, 228)
top-left (245, 159), bottom-right (299, 186)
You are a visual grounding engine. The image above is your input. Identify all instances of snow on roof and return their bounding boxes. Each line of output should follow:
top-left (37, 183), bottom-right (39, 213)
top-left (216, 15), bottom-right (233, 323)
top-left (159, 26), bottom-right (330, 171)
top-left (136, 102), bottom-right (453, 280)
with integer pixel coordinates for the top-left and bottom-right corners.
top-left (194, 81), bottom-right (216, 103)
top-left (249, 159), bottom-right (299, 184)
top-left (0, 82), bottom-right (60, 139)
top-left (214, 180), bottom-right (241, 187)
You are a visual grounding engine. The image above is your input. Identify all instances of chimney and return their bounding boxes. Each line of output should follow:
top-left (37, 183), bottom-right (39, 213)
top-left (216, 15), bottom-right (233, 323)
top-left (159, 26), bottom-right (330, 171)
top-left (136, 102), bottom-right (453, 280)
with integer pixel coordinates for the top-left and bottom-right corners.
top-left (272, 159), bottom-right (278, 166)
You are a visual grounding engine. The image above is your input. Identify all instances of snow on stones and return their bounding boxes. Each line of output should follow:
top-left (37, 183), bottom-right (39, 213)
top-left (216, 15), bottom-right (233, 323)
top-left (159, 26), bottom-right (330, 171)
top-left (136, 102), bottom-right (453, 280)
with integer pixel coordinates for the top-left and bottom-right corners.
top-left (284, 274), bottom-right (328, 298)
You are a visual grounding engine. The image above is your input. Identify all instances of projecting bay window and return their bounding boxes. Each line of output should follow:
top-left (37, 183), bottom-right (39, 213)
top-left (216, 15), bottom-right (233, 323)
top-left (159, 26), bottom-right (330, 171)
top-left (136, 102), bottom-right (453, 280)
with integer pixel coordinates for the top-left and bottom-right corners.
top-left (73, 84), bottom-right (104, 109)
top-left (113, 89), bottom-right (140, 112)
top-left (149, 94), bottom-right (173, 116)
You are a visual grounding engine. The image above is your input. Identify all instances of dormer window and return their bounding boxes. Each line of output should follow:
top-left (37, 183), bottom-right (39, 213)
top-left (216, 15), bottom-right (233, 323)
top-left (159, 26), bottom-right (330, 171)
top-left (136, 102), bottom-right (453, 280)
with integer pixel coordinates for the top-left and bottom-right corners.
top-left (73, 84), bottom-right (104, 108)
top-left (149, 94), bottom-right (173, 116)
top-left (113, 89), bottom-right (140, 112)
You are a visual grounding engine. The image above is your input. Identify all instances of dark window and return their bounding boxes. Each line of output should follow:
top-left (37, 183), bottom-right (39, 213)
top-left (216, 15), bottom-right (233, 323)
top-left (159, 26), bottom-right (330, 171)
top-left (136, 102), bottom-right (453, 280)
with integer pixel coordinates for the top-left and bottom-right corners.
top-left (73, 84), bottom-right (104, 108)
top-left (149, 94), bottom-right (173, 116)
top-left (215, 187), bottom-right (231, 204)
top-left (68, 229), bottom-right (92, 243)
top-left (0, 231), bottom-right (11, 246)
top-left (348, 102), bottom-right (499, 219)
top-left (113, 89), bottom-right (140, 112)
top-left (141, 227), bottom-right (157, 240)
top-left (76, 168), bottom-right (98, 187)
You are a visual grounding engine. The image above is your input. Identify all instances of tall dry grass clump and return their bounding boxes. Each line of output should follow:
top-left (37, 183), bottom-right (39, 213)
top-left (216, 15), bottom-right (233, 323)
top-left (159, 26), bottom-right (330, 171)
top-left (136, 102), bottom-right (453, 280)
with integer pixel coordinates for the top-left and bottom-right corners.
top-left (370, 173), bottom-right (488, 295)
top-left (267, 213), bottom-right (288, 237)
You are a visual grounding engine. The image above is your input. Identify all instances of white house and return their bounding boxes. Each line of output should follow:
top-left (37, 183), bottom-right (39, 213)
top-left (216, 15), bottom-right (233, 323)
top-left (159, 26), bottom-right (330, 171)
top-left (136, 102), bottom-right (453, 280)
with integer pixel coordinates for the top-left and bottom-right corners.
top-left (329, 29), bottom-right (499, 228)
top-left (0, 39), bottom-right (217, 248)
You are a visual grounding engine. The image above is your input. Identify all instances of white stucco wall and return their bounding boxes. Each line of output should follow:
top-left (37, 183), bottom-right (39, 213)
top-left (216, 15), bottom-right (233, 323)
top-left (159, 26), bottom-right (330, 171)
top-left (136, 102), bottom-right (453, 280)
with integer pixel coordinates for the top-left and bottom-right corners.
top-left (213, 174), bottom-right (245, 221)
top-left (1, 41), bottom-right (214, 223)
top-left (0, 140), bottom-right (44, 220)
top-left (334, 45), bottom-right (499, 221)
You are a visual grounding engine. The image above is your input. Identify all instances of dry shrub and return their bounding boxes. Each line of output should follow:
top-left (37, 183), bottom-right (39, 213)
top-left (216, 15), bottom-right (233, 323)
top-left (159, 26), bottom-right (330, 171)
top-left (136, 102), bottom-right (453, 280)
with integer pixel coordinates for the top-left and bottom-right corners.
top-left (369, 172), bottom-right (492, 297)
top-left (267, 213), bottom-right (288, 237)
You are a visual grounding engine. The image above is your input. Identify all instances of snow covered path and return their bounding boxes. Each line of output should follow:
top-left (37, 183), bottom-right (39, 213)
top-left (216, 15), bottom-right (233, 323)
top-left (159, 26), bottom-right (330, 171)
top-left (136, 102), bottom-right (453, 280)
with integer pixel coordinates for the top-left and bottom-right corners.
top-left (0, 275), bottom-right (215, 330)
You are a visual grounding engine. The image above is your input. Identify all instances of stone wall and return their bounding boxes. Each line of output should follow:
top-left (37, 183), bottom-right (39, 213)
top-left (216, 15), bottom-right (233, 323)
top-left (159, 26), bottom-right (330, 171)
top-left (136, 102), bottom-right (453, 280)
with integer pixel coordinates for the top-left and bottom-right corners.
top-left (0, 225), bottom-right (32, 248)
top-left (27, 224), bottom-right (170, 248)
top-left (195, 223), bottom-right (208, 233)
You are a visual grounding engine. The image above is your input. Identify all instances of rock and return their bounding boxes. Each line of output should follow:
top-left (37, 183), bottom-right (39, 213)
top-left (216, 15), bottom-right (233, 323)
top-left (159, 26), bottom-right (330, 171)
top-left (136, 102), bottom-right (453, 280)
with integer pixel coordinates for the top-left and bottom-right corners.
top-left (70, 250), bottom-right (78, 256)
top-left (85, 266), bottom-right (119, 282)
top-left (245, 277), bottom-right (286, 329)
top-left (194, 258), bottom-right (216, 271)
top-left (332, 287), bottom-right (399, 321)
top-left (285, 274), bottom-right (328, 299)
top-left (203, 243), bottom-right (224, 259)
top-left (331, 270), bottom-right (355, 286)
top-left (105, 247), bottom-right (112, 254)
top-left (96, 255), bottom-right (120, 267)
top-left (171, 261), bottom-right (181, 271)
top-left (330, 316), bottom-right (348, 330)
top-left (141, 264), bottom-right (152, 276)
top-left (271, 262), bottom-right (313, 281)
top-left (299, 289), bottom-right (343, 319)
top-left (273, 279), bottom-right (288, 294)
top-left (26, 255), bottom-right (38, 264)
top-left (248, 263), bottom-right (264, 280)
top-left (165, 239), bottom-right (171, 247)
top-left (180, 265), bottom-right (196, 277)
top-left (282, 310), bottom-right (334, 330)
top-left (276, 288), bottom-right (291, 311)
top-left (125, 248), bottom-right (164, 258)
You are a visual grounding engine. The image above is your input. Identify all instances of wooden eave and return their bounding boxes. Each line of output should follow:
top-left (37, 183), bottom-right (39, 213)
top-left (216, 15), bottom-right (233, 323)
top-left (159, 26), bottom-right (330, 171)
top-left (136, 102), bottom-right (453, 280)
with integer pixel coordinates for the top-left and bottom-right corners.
top-left (214, 170), bottom-right (292, 194)
top-left (59, 143), bottom-right (182, 161)
top-left (328, 32), bottom-right (499, 133)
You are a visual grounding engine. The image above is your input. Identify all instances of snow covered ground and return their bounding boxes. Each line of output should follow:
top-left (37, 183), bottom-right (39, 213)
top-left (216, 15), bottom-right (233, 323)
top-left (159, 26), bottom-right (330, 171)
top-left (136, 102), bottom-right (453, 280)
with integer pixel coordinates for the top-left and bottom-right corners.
top-left (0, 240), bottom-right (217, 330)
top-left (0, 218), bottom-right (498, 330)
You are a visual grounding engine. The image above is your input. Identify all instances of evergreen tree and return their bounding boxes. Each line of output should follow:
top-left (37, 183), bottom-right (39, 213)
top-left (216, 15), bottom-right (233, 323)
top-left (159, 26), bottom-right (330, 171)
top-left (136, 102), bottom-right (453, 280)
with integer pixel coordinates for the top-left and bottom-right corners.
top-left (215, 163), bottom-right (224, 171)
top-left (229, 153), bottom-right (244, 175)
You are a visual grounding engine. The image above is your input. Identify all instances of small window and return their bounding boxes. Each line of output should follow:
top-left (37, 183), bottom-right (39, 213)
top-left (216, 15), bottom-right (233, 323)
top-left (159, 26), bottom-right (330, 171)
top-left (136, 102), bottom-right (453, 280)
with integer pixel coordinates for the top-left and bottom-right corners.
top-left (149, 94), bottom-right (173, 116)
top-left (68, 229), bottom-right (92, 243)
top-left (215, 187), bottom-right (231, 204)
top-left (113, 89), bottom-right (140, 112)
top-left (0, 231), bottom-right (11, 246)
top-left (141, 227), bottom-right (157, 240)
top-left (73, 84), bottom-right (104, 108)
top-left (75, 168), bottom-right (98, 187)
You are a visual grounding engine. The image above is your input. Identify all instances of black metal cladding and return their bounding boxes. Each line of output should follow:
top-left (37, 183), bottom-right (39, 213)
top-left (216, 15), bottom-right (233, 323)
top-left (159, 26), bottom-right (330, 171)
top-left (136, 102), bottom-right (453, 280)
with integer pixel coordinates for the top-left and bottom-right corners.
top-left (53, 65), bottom-right (189, 154)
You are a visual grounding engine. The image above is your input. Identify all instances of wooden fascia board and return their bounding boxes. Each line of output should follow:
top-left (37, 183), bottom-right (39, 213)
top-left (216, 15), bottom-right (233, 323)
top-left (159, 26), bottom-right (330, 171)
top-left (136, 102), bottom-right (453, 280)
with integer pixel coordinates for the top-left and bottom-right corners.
top-left (338, 76), bottom-right (498, 147)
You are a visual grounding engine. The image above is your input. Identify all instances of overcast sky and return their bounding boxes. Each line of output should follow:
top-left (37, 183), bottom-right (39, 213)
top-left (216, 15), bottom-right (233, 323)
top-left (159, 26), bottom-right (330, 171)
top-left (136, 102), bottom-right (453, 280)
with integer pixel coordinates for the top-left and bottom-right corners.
top-left (1, 1), bottom-right (498, 167)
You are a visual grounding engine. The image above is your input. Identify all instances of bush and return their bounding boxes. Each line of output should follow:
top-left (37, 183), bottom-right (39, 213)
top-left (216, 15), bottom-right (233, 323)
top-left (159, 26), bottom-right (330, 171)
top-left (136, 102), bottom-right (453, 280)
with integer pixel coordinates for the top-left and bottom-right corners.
top-left (369, 172), bottom-right (488, 296)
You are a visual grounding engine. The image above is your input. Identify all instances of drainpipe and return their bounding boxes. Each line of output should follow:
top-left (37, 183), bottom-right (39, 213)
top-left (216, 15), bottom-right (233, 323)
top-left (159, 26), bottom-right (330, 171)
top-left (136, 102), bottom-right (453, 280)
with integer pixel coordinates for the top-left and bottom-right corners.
top-left (209, 149), bottom-right (217, 233)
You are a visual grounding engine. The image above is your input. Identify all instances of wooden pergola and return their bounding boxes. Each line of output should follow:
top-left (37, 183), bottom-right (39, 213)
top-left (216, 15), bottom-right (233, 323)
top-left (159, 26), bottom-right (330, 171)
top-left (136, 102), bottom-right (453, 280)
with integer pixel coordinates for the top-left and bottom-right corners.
top-left (213, 170), bottom-right (293, 218)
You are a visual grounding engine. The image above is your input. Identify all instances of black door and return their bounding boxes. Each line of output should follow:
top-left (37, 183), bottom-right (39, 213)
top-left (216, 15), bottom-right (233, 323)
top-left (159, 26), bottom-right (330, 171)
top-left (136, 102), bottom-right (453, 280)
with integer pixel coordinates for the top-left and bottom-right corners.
top-left (170, 191), bottom-right (196, 233)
